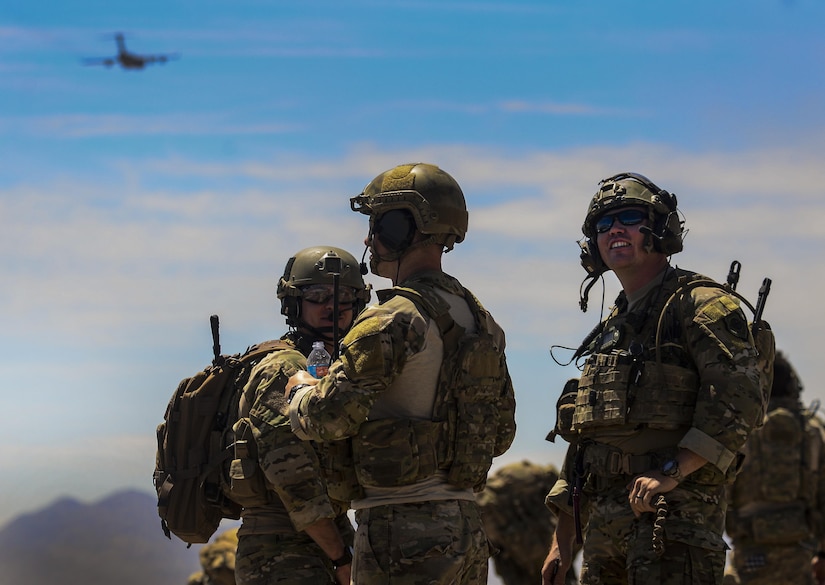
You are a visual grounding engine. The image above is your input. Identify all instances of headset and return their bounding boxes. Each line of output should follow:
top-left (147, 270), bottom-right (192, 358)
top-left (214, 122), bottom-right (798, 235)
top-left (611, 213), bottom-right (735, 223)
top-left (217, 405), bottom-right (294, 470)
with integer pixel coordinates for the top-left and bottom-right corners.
top-left (578, 172), bottom-right (685, 311)
top-left (373, 209), bottom-right (418, 253)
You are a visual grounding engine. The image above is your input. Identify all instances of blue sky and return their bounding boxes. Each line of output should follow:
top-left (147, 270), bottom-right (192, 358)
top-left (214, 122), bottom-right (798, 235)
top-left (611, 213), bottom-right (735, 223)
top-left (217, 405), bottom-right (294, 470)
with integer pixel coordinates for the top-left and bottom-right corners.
top-left (2, 0), bottom-right (825, 541)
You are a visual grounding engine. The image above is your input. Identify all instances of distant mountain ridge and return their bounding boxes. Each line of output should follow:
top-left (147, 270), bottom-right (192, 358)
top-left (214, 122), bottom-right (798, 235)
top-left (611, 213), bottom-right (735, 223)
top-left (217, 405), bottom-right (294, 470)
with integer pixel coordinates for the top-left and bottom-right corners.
top-left (0, 489), bottom-right (201, 585)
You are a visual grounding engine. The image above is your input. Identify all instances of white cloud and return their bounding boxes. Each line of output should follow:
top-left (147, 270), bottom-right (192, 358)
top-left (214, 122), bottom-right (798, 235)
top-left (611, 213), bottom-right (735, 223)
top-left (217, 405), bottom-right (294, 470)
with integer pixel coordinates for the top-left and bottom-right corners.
top-left (2, 139), bottom-right (824, 526)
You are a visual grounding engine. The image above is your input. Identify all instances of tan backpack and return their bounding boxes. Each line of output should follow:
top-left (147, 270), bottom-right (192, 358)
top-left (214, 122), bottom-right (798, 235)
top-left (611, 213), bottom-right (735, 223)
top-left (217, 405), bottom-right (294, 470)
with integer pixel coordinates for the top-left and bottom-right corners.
top-left (153, 315), bottom-right (287, 545)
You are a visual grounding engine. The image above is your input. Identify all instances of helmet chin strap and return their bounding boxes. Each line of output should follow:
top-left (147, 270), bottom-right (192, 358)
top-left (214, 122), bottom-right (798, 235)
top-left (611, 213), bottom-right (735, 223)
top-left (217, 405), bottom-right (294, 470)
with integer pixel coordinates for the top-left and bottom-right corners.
top-left (368, 235), bottom-right (436, 274)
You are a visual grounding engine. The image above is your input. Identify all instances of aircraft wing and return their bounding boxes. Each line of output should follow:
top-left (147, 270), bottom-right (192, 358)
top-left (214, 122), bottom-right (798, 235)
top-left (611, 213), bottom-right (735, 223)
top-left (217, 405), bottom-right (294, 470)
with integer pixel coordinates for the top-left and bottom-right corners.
top-left (82, 57), bottom-right (116, 67)
top-left (142, 52), bottom-right (179, 65)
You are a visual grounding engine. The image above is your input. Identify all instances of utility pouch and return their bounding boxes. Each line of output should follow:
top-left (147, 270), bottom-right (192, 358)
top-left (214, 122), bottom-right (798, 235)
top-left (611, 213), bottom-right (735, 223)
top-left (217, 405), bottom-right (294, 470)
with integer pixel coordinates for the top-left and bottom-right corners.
top-left (353, 418), bottom-right (440, 487)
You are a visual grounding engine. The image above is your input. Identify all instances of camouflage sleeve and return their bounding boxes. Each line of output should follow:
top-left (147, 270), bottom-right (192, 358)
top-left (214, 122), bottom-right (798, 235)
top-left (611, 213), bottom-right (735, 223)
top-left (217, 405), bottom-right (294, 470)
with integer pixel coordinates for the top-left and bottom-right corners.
top-left (487, 314), bottom-right (516, 457)
top-left (544, 442), bottom-right (578, 516)
top-left (678, 286), bottom-right (764, 473)
top-left (494, 367), bottom-right (517, 457)
top-left (290, 296), bottom-right (429, 442)
top-left (244, 350), bottom-right (337, 532)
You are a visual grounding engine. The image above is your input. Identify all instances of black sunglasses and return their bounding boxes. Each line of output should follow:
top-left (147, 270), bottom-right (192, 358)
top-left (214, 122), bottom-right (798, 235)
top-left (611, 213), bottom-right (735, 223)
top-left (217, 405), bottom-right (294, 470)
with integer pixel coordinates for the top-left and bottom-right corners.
top-left (594, 209), bottom-right (647, 234)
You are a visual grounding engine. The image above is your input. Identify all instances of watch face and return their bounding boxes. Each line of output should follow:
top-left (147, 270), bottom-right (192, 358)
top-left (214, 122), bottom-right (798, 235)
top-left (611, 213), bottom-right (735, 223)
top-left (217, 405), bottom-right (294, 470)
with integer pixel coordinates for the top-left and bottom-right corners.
top-left (663, 460), bottom-right (678, 476)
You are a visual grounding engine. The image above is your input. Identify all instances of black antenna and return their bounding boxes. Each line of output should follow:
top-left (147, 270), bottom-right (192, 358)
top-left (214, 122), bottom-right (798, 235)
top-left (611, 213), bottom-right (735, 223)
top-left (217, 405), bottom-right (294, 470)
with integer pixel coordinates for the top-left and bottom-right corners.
top-left (320, 252), bottom-right (343, 361)
top-left (752, 278), bottom-right (772, 337)
top-left (210, 315), bottom-right (221, 365)
top-left (726, 260), bottom-right (741, 291)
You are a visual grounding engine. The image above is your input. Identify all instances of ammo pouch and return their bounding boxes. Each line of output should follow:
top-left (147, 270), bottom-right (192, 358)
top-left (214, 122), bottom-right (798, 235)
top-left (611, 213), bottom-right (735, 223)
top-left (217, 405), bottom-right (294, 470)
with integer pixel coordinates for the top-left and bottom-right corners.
top-left (225, 417), bottom-right (271, 508)
top-left (317, 437), bottom-right (364, 503)
top-left (352, 418), bottom-right (442, 487)
top-left (574, 352), bottom-right (698, 431)
top-left (547, 378), bottom-right (579, 443)
top-left (741, 502), bottom-right (811, 544)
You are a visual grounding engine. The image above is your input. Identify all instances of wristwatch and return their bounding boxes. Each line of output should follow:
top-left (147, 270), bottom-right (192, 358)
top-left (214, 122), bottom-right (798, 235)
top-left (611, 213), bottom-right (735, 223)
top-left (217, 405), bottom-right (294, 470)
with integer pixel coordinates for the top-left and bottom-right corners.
top-left (287, 383), bottom-right (312, 404)
top-left (330, 547), bottom-right (353, 569)
top-left (661, 459), bottom-right (683, 482)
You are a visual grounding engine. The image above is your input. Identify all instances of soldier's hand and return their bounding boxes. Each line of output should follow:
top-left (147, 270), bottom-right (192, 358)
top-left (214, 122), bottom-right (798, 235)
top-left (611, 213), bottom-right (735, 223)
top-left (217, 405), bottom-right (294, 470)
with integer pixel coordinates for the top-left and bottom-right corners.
top-left (541, 556), bottom-right (563, 585)
top-left (285, 371), bottom-right (318, 398)
top-left (334, 563), bottom-right (351, 585)
top-left (626, 472), bottom-right (677, 518)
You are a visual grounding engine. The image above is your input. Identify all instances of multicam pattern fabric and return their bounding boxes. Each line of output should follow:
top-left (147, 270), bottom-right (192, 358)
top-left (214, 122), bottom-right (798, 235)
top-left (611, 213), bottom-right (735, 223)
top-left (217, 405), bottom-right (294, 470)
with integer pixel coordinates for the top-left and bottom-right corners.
top-left (235, 515), bottom-right (355, 585)
top-left (235, 337), bottom-right (353, 585)
top-left (290, 271), bottom-right (515, 476)
top-left (289, 270), bottom-right (515, 585)
top-left (580, 479), bottom-right (727, 584)
top-left (725, 405), bottom-right (825, 585)
top-left (187, 528), bottom-right (239, 585)
top-left (547, 267), bottom-right (765, 585)
top-left (353, 500), bottom-right (488, 585)
top-left (478, 461), bottom-right (579, 585)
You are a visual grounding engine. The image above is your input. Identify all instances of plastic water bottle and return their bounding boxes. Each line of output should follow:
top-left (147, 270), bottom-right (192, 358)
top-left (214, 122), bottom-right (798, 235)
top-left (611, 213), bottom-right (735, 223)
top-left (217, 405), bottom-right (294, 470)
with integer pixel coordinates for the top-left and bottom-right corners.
top-left (306, 341), bottom-right (331, 378)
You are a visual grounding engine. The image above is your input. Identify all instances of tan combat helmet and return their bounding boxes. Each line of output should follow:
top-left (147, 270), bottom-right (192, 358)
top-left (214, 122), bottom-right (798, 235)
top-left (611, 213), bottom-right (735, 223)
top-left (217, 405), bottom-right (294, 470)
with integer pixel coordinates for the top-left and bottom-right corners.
top-left (350, 163), bottom-right (469, 252)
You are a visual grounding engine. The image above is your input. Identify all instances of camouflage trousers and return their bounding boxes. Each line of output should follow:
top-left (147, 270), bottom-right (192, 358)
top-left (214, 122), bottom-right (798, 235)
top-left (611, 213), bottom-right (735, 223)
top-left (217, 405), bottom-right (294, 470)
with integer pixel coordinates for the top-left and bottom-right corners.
top-left (580, 480), bottom-right (727, 585)
top-left (726, 542), bottom-right (817, 585)
top-left (235, 521), bottom-right (354, 585)
top-left (353, 499), bottom-right (489, 585)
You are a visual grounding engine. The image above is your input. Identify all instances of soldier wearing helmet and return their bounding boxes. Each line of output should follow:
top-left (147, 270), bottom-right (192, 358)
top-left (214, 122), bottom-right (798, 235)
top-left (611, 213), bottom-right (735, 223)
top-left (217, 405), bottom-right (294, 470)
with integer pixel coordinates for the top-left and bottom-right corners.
top-left (543, 173), bottom-right (767, 585)
top-left (285, 163), bottom-right (516, 585)
top-left (235, 246), bottom-right (370, 585)
top-left (725, 350), bottom-right (825, 585)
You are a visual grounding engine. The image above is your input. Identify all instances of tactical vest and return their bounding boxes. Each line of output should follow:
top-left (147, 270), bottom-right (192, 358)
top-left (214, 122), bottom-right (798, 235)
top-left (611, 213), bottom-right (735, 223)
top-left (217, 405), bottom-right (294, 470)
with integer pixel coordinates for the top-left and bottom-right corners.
top-left (571, 269), bottom-right (772, 437)
top-left (727, 405), bottom-right (824, 545)
top-left (573, 271), bottom-right (703, 434)
top-left (350, 282), bottom-right (510, 492)
top-left (234, 341), bottom-right (364, 507)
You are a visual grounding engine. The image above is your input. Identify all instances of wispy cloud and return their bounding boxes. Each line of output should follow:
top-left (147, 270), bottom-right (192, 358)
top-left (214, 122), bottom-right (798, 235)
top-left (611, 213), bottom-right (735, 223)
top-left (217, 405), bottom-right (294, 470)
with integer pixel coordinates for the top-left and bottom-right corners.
top-left (0, 113), bottom-right (300, 137)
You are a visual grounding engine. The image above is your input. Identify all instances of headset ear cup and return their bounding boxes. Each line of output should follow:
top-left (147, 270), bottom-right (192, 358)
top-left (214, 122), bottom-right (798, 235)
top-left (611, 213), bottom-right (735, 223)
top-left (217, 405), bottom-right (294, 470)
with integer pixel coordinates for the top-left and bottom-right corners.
top-left (375, 209), bottom-right (416, 252)
top-left (579, 239), bottom-right (606, 276)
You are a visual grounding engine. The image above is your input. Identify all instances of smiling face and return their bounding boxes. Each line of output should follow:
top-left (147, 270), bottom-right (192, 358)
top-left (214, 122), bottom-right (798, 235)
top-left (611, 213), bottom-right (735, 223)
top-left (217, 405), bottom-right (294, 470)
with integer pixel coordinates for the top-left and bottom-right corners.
top-left (594, 205), bottom-right (667, 289)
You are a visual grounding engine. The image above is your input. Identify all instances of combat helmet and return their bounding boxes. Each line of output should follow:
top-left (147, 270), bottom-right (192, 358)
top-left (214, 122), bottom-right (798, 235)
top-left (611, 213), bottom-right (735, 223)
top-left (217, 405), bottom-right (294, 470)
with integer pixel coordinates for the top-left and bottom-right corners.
top-left (350, 163), bottom-right (469, 252)
top-left (277, 246), bottom-right (371, 327)
top-left (577, 172), bottom-right (684, 312)
top-left (770, 350), bottom-right (803, 401)
top-left (582, 172), bottom-right (683, 255)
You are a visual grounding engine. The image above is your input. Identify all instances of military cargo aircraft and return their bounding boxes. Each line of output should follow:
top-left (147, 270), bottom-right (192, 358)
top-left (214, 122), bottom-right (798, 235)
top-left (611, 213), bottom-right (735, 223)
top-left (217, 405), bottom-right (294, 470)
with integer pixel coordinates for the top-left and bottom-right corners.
top-left (82, 33), bottom-right (179, 70)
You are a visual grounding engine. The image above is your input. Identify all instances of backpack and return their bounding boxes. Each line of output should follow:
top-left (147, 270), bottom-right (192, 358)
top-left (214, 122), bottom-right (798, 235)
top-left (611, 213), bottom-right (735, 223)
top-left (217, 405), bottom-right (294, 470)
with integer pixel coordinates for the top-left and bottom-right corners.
top-left (153, 315), bottom-right (288, 545)
top-left (654, 265), bottom-right (775, 426)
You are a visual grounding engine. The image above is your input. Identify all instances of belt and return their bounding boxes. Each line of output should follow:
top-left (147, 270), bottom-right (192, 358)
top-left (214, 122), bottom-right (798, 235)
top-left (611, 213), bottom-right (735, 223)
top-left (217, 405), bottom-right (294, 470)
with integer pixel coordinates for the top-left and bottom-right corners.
top-left (581, 442), bottom-right (669, 477)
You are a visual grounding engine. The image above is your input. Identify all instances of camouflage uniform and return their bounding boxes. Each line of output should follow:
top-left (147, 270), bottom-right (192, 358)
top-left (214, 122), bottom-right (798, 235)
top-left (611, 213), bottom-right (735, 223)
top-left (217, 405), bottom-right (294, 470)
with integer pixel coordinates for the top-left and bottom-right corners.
top-left (724, 352), bottom-right (825, 585)
top-left (478, 460), bottom-right (579, 585)
top-left (188, 528), bottom-right (239, 585)
top-left (547, 266), bottom-right (765, 585)
top-left (289, 271), bottom-right (516, 585)
top-left (234, 333), bottom-right (354, 585)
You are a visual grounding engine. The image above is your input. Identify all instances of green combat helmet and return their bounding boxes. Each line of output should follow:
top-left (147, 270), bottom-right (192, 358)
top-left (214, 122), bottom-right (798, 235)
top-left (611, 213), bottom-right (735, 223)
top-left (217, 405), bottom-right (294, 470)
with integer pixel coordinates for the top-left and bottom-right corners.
top-left (350, 163), bottom-right (469, 253)
top-left (277, 246), bottom-right (371, 328)
top-left (578, 172), bottom-right (685, 311)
